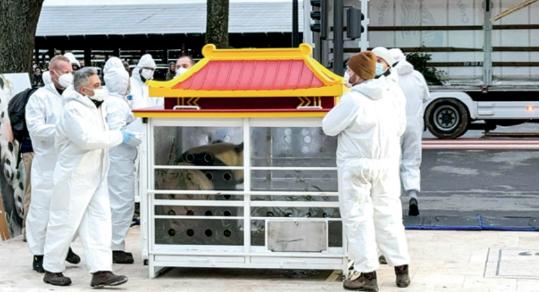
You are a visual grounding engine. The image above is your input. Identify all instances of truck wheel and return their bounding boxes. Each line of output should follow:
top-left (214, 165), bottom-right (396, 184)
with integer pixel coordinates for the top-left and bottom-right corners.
top-left (425, 99), bottom-right (469, 139)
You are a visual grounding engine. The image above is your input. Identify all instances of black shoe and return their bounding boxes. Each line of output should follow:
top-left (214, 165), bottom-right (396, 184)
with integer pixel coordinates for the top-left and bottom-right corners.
top-left (395, 265), bottom-right (411, 288)
top-left (91, 271), bottom-right (128, 288)
top-left (378, 255), bottom-right (387, 265)
top-left (113, 250), bottom-right (134, 264)
top-left (66, 247), bottom-right (81, 264)
top-left (343, 271), bottom-right (378, 291)
top-left (32, 255), bottom-right (44, 273)
top-left (43, 271), bottom-right (72, 286)
top-left (408, 198), bottom-right (420, 216)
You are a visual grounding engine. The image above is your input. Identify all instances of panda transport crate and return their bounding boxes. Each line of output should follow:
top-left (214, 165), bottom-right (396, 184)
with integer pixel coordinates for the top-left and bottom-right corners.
top-left (133, 44), bottom-right (347, 278)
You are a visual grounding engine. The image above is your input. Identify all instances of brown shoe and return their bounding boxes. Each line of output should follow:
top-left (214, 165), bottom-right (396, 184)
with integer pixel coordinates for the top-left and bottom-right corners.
top-left (90, 271), bottom-right (128, 288)
top-left (343, 271), bottom-right (378, 291)
top-left (395, 265), bottom-right (411, 288)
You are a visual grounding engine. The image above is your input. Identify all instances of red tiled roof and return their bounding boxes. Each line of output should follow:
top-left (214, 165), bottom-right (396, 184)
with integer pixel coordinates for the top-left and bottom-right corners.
top-left (173, 60), bottom-right (324, 91)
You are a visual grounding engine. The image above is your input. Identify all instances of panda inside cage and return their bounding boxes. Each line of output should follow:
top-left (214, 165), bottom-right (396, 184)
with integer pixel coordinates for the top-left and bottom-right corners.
top-left (152, 125), bottom-right (341, 247)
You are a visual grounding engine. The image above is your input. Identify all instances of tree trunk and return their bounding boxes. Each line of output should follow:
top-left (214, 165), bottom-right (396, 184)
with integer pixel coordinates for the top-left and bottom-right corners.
top-left (0, 0), bottom-right (44, 74)
top-left (206, 0), bottom-right (230, 48)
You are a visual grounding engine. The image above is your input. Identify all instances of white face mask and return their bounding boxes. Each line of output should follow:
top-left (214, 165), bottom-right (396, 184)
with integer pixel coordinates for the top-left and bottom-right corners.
top-left (92, 88), bottom-right (106, 101)
top-left (375, 63), bottom-right (385, 77)
top-left (58, 73), bottom-right (73, 88)
top-left (175, 67), bottom-right (188, 76)
top-left (140, 68), bottom-right (154, 80)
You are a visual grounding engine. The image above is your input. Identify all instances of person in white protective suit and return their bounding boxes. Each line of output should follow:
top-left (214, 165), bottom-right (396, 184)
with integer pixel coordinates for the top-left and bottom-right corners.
top-left (42, 67), bottom-right (131, 288)
top-left (128, 54), bottom-right (163, 139)
top-left (371, 47), bottom-right (408, 267)
top-left (390, 48), bottom-right (430, 216)
top-left (103, 57), bottom-right (140, 264)
top-left (63, 52), bottom-right (81, 71)
top-left (130, 54), bottom-right (163, 110)
top-left (25, 55), bottom-right (81, 274)
top-left (372, 47), bottom-right (407, 131)
top-left (322, 51), bottom-right (411, 291)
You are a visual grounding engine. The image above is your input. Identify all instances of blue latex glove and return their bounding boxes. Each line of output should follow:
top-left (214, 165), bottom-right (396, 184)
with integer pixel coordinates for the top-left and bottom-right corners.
top-left (121, 131), bottom-right (134, 144)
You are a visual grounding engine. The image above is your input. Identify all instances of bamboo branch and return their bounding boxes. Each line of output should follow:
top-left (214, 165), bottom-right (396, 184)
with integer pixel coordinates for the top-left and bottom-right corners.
top-left (493, 0), bottom-right (539, 21)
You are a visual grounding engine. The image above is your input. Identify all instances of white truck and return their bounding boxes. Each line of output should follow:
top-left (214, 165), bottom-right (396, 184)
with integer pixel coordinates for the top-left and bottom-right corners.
top-left (306, 0), bottom-right (539, 138)
top-left (425, 85), bottom-right (539, 138)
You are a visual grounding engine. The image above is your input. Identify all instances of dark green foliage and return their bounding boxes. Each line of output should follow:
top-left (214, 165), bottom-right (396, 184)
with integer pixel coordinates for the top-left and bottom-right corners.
top-left (406, 51), bottom-right (445, 85)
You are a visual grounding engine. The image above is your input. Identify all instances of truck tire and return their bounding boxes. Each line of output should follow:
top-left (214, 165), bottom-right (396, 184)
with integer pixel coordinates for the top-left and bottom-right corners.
top-left (425, 98), bottom-right (469, 139)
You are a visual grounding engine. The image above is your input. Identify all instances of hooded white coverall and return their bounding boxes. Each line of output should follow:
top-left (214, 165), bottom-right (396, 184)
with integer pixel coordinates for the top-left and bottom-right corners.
top-left (25, 83), bottom-right (64, 256)
top-left (43, 87), bottom-right (123, 273)
top-left (372, 47), bottom-right (407, 162)
top-left (103, 57), bottom-right (138, 251)
top-left (322, 78), bottom-right (410, 273)
top-left (130, 54), bottom-right (163, 109)
top-left (393, 57), bottom-right (430, 193)
top-left (128, 54), bottom-right (163, 135)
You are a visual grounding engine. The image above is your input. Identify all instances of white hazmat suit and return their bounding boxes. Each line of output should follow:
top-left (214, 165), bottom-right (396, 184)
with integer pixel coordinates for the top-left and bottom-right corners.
top-left (390, 49), bottom-right (430, 195)
top-left (103, 57), bottom-right (139, 251)
top-left (130, 54), bottom-right (163, 110)
top-left (372, 47), bottom-right (407, 164)
top-left (322, 78), bottom-right (410, 273)
top-left (127, 55), bottom-right (162, 261)
top-left (25, 83), bottom-right (64, 256)
top-left (43, 87), bottom-right (123, 273)
top-left (128, 54), bottom-right (163, 136)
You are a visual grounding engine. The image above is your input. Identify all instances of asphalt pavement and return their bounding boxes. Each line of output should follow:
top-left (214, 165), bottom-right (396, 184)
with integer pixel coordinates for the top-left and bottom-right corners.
top-left (410, 123), bottom-right (539, 229)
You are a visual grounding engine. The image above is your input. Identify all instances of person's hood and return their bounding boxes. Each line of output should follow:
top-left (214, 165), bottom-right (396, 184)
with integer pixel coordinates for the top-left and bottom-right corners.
top-left (104, 57), bottom-right (124, 74)
top-left (372, 47), bottom-right (395, 67)
top-left (350, 78), bottom-right (387, 101)
top-left (394, 60), bottom-right (414, 76)
top-left (64, 52), bottom-right (81, 67)
top-left (105, 68), bottom-right (129, 96)
top-left (136, 54), bottom-right (156, 69)
top-left (132, 54), bottom-right (155, 82)
top-left (389, 48), bottom-right (405, 64)
top-left (104, 57), bottom-right (129, 95)
top-left (42, 71), bottom-right (52, 85)
top-left (62, 86), bottom-right (99, 109)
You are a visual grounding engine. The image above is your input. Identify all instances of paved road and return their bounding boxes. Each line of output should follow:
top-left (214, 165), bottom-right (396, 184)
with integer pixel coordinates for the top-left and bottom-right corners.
top-left (415, 123), bottom-right (539, 220)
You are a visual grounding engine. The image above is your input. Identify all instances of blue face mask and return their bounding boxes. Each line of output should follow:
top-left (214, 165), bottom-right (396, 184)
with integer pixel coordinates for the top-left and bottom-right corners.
top-left (375, 63), bottom-right (385, 77)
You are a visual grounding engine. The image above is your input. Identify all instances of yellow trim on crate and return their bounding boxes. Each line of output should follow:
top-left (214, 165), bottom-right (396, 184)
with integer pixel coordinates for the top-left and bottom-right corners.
top-left (133, 111), bottom-right (328, 119)
top-left (200, 43), bottom-right (314, 61)
top-left (146, 43), bottom-right (345, 98)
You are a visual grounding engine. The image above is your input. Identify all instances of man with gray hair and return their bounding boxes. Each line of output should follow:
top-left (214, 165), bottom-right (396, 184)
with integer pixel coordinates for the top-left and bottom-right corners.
top-left (42, 67), bottom-right (133, 288)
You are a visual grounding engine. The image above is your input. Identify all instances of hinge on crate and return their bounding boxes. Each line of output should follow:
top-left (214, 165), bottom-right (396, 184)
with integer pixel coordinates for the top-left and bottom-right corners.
top-left (297, 96), bottom-right (322, 110)
top-left (173, 97), bottom-right (201, 110)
